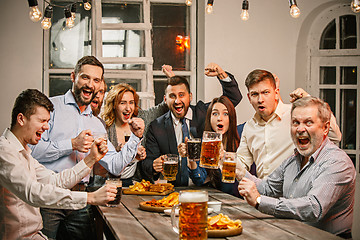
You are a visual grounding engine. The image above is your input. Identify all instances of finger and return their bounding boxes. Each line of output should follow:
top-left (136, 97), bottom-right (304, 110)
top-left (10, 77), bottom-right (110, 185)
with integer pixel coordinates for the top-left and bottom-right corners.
top-left (83, 129), bottom-right (93, 136)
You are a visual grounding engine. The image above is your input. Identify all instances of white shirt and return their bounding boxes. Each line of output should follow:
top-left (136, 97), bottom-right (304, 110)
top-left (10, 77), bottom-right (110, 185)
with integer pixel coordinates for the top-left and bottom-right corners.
top-left (236, 101), bottom-right (341, 179)
top-left (0, 129), bottom-right (90, 240)
top-left (171, 108), bottom-right (193, 146)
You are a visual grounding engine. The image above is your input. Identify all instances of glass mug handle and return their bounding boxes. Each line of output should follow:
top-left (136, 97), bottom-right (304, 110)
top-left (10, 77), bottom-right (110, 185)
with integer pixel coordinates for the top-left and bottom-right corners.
top-left (171, 204), bottom-right (180, 234)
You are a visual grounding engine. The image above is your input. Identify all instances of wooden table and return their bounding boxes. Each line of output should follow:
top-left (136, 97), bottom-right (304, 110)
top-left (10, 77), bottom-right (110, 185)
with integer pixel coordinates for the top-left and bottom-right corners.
top-left (94, 187), bottom-right (342, 240)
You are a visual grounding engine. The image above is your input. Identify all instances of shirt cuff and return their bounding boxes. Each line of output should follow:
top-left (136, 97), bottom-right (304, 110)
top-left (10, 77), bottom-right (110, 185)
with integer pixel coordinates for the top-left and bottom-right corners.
top-left (74, 160), bottom-right (92, 179)
top-left (258, 195), bottom-right (277, 216)
top-left (219, 76), bottom-right (231, 82)
top-left (70, 191), bottom-right (88, 209)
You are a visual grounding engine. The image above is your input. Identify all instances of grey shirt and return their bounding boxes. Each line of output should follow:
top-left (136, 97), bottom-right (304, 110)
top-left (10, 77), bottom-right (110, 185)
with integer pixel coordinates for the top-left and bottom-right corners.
top-left (246, 137), bottom-right (356, 235)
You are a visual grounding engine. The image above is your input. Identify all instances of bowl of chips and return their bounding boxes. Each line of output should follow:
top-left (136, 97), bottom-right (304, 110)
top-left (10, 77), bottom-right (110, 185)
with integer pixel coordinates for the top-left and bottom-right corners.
top-left (207, 213), bottom-right (242, 237)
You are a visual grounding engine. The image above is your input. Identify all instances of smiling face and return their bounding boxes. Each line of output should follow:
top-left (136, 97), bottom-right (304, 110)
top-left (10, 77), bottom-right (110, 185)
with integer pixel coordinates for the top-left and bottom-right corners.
top-left (115, 91), bottom-right (135, 124)
top-left (72, 64), bottom-right (103, 107)
top-left (247, 79), bottom-right (279, 122)
top-left (210, 102), bottom-right (229, 134)
top-left (19, 106), bottom-right (50, 146)
top-left (291, 105), bottom-right (329, 158)
top-left (164, 83), bottom-right (192, 119)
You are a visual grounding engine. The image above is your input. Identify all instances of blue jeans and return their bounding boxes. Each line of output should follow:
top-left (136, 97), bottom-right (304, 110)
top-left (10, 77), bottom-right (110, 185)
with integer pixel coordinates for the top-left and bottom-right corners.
top-left (40, 205), bottom-right (96, 240)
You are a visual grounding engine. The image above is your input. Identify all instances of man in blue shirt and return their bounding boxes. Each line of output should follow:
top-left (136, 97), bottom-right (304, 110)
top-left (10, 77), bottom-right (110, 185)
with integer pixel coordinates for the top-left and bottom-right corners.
top-left (238, 97), bottom-right (355, 238)
top-left (30, 56), bottom-right (145, 240)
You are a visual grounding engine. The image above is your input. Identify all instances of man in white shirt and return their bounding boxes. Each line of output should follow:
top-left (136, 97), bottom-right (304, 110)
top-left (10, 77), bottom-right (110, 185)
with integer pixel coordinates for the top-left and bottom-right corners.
top-left (236, 69), bottom-right (341, 179)
top-left (0, 89), bottom-right (117, 240)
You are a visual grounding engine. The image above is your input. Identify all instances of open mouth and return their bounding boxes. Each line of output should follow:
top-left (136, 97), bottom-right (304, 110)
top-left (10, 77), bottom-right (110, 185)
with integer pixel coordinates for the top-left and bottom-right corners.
top-left (174, 105), bottom-right (184, 114)
top-left (36, 132), bottom-right (42, 139)
top-left (258, 105), bottom-right (265, 111)
top-left (82, 88), bottom-right (93, 99)
top-left (297, 136), bottom-right (310, 147)
top-left (122, 112), bottom-right (131, 120)
top-left (91, 100), bottom-right (98, 108)
top-left (217, 124), bottom-right (224, 130)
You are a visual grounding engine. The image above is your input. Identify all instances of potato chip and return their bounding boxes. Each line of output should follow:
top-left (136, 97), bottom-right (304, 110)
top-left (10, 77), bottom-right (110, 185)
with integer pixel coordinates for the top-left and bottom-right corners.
top-left (208, 213), bottom-right (242, 230)
top-left (144, 192), bottom-right (179, 207)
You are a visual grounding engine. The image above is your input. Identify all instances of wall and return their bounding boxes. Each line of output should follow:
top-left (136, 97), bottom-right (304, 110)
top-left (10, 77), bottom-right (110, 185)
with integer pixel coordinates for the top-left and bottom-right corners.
top-left (0, 0), bottom-right (43, 131)
top-left (202, 0), bottom-right (334, 123)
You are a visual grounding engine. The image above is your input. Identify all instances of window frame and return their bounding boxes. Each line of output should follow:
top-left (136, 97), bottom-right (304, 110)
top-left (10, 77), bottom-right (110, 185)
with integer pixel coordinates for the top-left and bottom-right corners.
top-left (43, 0), bottom-right (197, 109)
top-left (308, 3), bottom-right (360, 172)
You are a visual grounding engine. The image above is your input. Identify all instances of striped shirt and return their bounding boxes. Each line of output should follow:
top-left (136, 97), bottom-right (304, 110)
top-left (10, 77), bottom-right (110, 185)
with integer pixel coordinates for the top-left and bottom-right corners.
top-left (246, 137), bottom-right (356, 235)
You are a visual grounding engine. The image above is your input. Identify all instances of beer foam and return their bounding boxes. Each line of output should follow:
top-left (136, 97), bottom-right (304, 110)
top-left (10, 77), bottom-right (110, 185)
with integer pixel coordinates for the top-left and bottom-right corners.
top-left (179, 191), bottom-right (208, 203)
top-left (164, 161), bottom-right (178, 164)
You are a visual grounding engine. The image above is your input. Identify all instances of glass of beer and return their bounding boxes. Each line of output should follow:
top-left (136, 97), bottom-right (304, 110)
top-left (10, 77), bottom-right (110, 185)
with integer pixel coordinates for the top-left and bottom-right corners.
top-left (221, 152), bottom-right (237, 183)
top-left (199, 131), bottom-right (222, 169)
top-left (171, 190), bottom-right (208, 240)
top-left (105, 178), bottom-right (122, 207)
top-left (187, 138), bottom-right (201, 162)
top-left (163, 154), bottom-right (179, 181)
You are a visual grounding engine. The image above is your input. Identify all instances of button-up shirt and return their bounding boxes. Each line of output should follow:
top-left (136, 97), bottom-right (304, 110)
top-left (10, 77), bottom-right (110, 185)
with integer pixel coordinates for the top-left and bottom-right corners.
top-left (245, 137), bottom-right (355, 235)
top-left (237, 101), bottom-right (341, 179)
top-left (30, 90), bottom-right (141, 177)
top-left (0, 129), bottom-right (90, 240)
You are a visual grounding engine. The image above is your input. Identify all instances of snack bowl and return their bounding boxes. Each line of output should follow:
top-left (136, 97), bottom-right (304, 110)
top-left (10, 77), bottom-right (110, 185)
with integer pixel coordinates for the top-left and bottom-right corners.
top-left (208, 201), bottom-right (222, 212)
top-left (164, 208), bottom-right (213, 216)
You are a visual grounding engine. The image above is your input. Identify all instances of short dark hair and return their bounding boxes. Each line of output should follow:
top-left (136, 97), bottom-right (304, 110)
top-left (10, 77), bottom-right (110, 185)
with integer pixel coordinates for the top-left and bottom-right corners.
top-left (245, 69), bottom-right (276, 90)
top-left (11, 89), bottom-right (54, 128)
top-left (165, 76), bottom-right (190, 93)
top-left (74, 56), bottom-right (104, 79)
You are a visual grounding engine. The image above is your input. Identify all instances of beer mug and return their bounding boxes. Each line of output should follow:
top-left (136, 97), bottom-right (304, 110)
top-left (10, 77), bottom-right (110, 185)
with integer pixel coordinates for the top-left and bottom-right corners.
top-left (105, 178), bottom-right (122, 207)
top-left (187, 138), bottom-right (201, 162)
top-left (221, 152), bottom-right (237, 183)
top-left (199, 131), bottom-right (222, 169)
top-left (163, 154), bottom-right (179, 181)
top-left (171, 190), bottom-right (208, 240)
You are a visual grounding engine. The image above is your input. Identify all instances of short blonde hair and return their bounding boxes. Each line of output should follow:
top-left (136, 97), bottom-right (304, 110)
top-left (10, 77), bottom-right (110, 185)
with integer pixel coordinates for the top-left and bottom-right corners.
top-left (101, 83), bottom-right (139, 127)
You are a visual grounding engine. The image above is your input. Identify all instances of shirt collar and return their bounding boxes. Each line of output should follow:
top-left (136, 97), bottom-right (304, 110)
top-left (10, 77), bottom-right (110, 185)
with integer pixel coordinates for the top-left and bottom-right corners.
top-left (171, 107), bottom-right (193, 126)
top-left (2, 128), bottom-right (30, 153)
top-left (253, 100), bottom-right (286, 125)
top-left (64, 90), bottom-right (93, 116)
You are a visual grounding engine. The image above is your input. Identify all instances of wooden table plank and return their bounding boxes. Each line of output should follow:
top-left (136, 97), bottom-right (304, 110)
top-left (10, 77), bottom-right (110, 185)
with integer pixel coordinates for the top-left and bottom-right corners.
top-left (95, 187), bottom-right (343, 240)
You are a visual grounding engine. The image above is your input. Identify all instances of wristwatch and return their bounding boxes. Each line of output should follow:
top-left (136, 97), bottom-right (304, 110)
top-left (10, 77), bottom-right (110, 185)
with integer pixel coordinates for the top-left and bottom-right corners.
top-left (255, 196), bottom-right (261, 210)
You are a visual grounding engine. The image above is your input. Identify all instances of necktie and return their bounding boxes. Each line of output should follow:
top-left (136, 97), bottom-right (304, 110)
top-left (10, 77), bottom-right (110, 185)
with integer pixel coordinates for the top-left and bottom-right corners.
top-left (180, 118), bottom-right (190, 186)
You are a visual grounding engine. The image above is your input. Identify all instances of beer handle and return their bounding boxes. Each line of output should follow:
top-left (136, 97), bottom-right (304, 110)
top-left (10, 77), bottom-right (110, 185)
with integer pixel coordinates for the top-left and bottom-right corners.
top-left (171, 204), bottom-right (180, 234)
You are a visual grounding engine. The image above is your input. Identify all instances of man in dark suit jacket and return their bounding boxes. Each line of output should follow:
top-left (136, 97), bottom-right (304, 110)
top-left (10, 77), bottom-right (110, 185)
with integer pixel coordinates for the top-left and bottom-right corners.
top-left (141, 63), bottom-right (242, 186)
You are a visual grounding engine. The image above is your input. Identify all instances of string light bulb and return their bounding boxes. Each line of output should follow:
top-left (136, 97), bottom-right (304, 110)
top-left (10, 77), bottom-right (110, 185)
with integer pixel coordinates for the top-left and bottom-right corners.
top-left (28, 0), bottom-right (42, 22)
top-left (206, 0), bottom-right (214, 14)
top-left (185, 0), bottom-right (192, 6)
top-left (351, 0), bottom-right (360, 13)
top-left (240, 0), bottom-right (249, 21)
top-left (83, 0), bottom-right (92, 11)
top-left (64, 7), bottom-right (75, 29)
top-left (41, 5), bottom-right (53, 30)
top-left (289, 0), bottom-right (300, 18)
top-left (71, 3), bottom-right (77, 21)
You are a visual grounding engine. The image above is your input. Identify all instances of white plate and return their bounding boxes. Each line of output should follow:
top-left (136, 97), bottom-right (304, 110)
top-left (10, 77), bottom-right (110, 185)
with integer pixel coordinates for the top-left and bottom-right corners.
top-left (164, 208), bottom-right (213, 216)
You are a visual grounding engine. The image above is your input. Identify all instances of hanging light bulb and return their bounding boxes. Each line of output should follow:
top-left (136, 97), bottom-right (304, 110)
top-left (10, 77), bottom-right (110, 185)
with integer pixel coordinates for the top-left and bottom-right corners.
top-left (206, 0), bottom-right (214, 14)
top-left (289, 0), bottom-right (300, 18)
top-left (351, 0), bottom-right (360, 13)
top-left (240, 0), bottom-right (249, 21)
top-left (185, 0), bottom-right (192, 6)
top-left (71, 3), bottom-right (77, 21)
top-left (28, 0), bottom-right (42, 22)
top-left (83, 0), bottom-right (92, 11)
top-left (65, 7), bottom-right (75, 29)
top-left (41, 5), bottom-right (53, 30)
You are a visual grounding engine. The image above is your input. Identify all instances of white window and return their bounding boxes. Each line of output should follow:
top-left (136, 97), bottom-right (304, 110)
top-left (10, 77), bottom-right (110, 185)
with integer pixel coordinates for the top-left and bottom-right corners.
top-left (43, 0), bottom-right (197, 108)
top-left (309, 3), bottom-right (360, 172)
